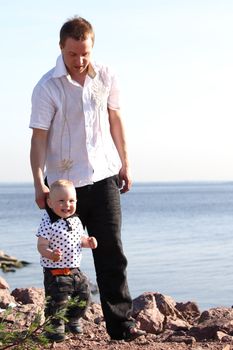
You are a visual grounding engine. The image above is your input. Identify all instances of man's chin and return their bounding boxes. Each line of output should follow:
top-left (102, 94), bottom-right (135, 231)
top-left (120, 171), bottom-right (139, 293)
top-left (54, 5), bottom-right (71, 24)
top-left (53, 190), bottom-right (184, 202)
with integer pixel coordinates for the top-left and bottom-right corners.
top-left (74, 66), bottom-right (87, 74)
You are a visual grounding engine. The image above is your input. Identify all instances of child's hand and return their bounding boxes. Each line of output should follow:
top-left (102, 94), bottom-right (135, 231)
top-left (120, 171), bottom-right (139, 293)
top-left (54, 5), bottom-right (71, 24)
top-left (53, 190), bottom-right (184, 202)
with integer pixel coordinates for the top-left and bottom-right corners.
top-left (52, 248), bottom-right (62, 262)
top-left (88, 237), bottom-right (98, 249)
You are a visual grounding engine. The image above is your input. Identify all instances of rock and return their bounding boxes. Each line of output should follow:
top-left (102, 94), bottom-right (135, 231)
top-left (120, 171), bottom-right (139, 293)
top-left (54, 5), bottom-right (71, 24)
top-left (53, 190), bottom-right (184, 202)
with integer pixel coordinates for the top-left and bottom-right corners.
top-left (133, 292), bottom-right (165, 333)
top-left (167, 334), bottom-right (196, 345)
top-left (216, 330), bottom-right (232, 342)
top-left (1, 286), bottom-right (233, 349)
top-left (189, 307), bottom-right (233, 341)
top-left (154, 292), bottom-right (178, 316)
top-left (11, 287), bottom-right (45, 308)
top-left (0, 289), bottom-right (16, 308)
top-left (85, 302), bottom-right (104, 322)
top-left (175, 301), bottom-right (201, 323)
top-left (0, 250), bottom-right (18, 261)
top-left (154, 293), bottom-right (192, 331)
top-left (0, 250), bottom-right (30, 272)
top-left (132, 292), bottom-right (195, 334)
top-left (222, 345), bottom-right (231, 350)
top-left (0, 277), bottom-right (10, 289)
top-left (0, 288), bottom-right (46, 328)
top-left (89, 280), bottom-right (98, 295)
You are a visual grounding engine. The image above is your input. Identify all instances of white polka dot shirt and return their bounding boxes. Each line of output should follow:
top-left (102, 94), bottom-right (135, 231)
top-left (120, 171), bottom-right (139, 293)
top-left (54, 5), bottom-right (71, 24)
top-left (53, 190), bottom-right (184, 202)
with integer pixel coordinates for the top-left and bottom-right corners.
top-left (36, 211), bottom-right (85, 268)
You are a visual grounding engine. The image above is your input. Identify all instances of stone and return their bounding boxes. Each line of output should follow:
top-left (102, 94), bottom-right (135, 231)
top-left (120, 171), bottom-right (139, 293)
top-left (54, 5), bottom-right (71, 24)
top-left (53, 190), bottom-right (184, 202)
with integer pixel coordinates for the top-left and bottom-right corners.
top-left (11, 287), bottom-right (45, 308)
top-left (0, 289), bottom-right (16, 308)
top-left (0, 250), bottom-right (30, 272)
top-left (0, 277), bottom-right (10, 290)
top-left (189, 307), bottom-right (233, 341)
top-left (133, 292), bottom-right (165, 333)
top-left (175, 301), bottom-right (201, 323)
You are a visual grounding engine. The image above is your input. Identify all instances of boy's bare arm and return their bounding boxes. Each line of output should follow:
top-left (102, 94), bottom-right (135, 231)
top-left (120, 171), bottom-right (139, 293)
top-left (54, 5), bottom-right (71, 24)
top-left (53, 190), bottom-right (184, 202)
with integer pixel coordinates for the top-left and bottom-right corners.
top-left (82, 236), bottom-right (98, 249)
top-left (37, 236), bottom-right (62, 261)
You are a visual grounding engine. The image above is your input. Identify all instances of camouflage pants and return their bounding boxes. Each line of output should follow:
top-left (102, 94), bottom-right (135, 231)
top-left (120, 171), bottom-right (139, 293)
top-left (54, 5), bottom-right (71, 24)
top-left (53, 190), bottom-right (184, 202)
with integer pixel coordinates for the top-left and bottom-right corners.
top-left (43, 268), bottom-right (90, 323)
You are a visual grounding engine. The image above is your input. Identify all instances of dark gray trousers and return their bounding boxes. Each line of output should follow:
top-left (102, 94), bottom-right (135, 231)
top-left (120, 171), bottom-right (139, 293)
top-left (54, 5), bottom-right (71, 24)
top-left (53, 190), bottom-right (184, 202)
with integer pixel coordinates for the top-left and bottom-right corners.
top-left (75, 175), bottom-right (134, 339)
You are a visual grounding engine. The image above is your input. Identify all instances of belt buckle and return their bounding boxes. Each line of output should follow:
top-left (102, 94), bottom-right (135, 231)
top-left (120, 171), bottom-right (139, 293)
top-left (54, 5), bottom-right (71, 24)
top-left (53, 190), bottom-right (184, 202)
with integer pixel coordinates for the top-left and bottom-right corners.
top-left (63, 268), bottom-right (71, 275)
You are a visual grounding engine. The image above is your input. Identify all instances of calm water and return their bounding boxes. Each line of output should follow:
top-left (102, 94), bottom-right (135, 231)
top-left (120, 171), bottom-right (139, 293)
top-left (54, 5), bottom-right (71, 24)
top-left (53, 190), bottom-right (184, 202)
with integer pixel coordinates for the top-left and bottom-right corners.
top-left (0, 182), bottom-right (232, 310)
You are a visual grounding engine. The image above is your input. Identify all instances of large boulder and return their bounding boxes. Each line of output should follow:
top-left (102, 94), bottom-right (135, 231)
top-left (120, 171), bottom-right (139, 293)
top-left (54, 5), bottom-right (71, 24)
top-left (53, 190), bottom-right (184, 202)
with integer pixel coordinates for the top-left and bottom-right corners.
top-left (133, 292), bottom-right (165, 333)
top-left (11, 287), bottom-right (45, 308)
top-left (132, 292), bottom-right (195, 334)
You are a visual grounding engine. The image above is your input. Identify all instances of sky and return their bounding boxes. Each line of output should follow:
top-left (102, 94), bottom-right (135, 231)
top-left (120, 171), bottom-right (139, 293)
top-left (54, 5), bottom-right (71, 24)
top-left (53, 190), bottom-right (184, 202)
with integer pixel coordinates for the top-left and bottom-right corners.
top-left (1, 0), bottom-right (233, 183)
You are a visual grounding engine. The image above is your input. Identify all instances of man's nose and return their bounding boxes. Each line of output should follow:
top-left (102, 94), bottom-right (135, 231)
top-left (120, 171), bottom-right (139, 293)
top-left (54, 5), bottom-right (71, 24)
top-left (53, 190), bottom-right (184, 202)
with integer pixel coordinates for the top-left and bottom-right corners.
top-left (75, 56), bottom-right (83, 65)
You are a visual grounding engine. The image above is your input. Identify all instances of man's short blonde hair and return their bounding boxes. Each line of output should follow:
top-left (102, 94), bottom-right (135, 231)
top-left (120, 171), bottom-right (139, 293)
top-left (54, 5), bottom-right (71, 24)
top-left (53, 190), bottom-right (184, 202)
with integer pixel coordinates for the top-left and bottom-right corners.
top-left (60, 16), bottom-right (95, 47)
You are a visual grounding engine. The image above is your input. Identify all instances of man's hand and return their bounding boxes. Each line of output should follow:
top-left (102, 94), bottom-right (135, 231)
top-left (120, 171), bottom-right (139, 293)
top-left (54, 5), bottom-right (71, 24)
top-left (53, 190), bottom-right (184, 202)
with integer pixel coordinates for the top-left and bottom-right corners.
top-left (119, 166), bottom-right (132, 194)
top-left (35, 184), bottom-right (50, 209)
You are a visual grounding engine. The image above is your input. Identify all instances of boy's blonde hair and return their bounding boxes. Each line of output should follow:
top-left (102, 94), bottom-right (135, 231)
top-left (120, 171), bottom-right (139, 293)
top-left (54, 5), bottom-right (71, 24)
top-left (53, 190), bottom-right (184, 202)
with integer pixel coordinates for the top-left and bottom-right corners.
top-left (49, 179), bottom-right (75, 194)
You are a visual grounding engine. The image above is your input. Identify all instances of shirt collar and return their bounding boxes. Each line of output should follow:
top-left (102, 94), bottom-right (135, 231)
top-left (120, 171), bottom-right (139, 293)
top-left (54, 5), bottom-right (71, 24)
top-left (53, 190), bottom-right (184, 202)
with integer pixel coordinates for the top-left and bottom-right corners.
top-left (46, 206), bottom-right (77, 224)
top-left (52, 54), bottom-right (97, 79)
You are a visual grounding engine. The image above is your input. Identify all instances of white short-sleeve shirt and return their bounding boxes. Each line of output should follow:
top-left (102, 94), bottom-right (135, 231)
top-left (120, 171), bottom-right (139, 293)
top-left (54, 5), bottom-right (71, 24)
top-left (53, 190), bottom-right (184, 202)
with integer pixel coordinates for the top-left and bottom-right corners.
top-left (30, 55), bottom-right (122, 187)
top-left (36, 211), bottom-right (85, 268)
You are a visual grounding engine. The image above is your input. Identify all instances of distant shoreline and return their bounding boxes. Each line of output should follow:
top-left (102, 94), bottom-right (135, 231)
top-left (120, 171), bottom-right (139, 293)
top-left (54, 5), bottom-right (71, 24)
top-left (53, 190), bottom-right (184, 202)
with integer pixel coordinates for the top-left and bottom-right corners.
top-left (0, 180), bottom-right (233, 186)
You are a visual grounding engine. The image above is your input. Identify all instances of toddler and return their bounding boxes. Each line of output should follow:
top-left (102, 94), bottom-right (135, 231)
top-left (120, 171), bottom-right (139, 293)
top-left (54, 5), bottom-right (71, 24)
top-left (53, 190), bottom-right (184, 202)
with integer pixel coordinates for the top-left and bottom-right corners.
top-left (37, 179), bottom-right (97, 342)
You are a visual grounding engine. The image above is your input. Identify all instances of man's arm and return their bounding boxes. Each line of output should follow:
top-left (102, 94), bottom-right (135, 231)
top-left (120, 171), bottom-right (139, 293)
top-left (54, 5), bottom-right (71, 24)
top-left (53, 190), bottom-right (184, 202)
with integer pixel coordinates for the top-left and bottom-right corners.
top-left (30, 128), bottom-right (49, 208)
top-left (108, 108), bottom-right (132, 193)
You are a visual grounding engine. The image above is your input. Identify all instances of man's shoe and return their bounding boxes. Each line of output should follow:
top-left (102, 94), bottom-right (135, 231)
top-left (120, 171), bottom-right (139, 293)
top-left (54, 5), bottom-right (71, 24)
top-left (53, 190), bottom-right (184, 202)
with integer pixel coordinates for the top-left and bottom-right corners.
top-left (123, 327), bottom-right (146, 342)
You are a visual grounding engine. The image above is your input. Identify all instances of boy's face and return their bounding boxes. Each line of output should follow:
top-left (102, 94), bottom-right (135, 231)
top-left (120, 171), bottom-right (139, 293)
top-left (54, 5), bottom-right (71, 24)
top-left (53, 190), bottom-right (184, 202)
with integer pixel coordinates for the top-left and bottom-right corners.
top-left (47, 185), bottom-right (77, 218)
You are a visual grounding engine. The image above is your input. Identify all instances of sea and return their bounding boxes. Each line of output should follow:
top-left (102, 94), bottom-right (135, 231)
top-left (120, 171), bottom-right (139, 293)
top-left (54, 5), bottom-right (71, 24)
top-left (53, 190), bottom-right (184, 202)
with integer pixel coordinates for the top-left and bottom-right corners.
top-left (0, 181), bottom-right (233, 311)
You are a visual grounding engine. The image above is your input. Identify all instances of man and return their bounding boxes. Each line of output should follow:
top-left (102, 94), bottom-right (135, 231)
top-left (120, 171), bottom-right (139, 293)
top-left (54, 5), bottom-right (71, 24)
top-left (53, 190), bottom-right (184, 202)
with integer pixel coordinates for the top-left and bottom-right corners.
top-left (30, 16), bottom-right (145, 341)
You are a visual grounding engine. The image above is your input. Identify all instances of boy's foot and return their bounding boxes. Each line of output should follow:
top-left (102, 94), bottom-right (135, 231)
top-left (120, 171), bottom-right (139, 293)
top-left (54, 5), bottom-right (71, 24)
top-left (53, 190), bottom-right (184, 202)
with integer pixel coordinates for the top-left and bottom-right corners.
top-left (45, 319), bottom-right (65, 342)
top-left (66, 319), bottom-right (83, 334)
top-left (67, 324), bottom-right (83, 334)
top-left (45, 331), bottom-right (65, 342)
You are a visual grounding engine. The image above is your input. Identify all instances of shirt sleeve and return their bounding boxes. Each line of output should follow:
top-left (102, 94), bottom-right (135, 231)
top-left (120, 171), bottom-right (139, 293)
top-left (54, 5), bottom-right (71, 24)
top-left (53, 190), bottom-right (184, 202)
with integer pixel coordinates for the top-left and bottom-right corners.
top-left (29, 83), bottom-right (56, 130)
top-left (106, 68), bottom-right (121, 110)
top-left (36, 212), bottom-right (52, 240)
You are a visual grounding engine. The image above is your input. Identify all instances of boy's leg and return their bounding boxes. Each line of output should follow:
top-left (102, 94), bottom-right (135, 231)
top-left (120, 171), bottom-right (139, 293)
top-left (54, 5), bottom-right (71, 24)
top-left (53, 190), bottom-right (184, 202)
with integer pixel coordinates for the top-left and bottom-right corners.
top-left (43, 270), bottom-right (71, 342)
top-left (65, 269), bottom-right (91, 334)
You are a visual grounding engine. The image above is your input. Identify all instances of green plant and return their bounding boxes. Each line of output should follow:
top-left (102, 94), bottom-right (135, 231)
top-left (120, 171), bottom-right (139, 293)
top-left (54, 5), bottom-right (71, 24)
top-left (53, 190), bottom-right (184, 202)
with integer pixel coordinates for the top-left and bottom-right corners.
top-left (0, 296), bottom-right (87, 350)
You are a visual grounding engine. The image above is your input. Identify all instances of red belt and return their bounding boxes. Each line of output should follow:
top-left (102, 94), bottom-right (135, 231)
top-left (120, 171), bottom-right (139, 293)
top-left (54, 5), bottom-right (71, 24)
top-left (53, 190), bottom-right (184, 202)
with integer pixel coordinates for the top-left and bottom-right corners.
top-left (50, 268), bottom-right (79, 276)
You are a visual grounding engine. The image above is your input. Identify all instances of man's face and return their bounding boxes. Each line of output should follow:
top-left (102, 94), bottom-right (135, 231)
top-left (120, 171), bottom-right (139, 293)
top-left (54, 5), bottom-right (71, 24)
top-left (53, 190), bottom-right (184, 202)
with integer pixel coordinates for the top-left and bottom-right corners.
top-left (60, 36), bottom-right (93, 77)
